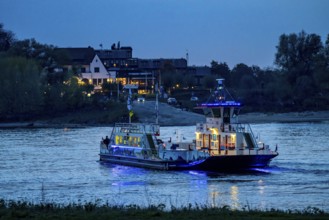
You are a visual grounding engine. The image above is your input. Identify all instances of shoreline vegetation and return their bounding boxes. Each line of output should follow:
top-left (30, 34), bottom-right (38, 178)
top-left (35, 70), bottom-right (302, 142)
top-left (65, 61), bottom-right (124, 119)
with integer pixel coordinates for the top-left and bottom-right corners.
top-left (0, 200), bottom-right (328, 220)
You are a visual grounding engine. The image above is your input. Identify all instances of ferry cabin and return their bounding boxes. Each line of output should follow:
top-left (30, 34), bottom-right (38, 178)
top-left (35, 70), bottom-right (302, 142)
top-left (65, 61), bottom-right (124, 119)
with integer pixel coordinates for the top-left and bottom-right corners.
top-left (106, 123), bottom-right (160, 159)
top-left (195, 102), bottom-right (259, 156)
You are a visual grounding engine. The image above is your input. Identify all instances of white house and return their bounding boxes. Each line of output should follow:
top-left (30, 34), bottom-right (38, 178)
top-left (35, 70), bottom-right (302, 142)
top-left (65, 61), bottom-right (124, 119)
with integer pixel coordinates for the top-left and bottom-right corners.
top-left (58, 47), bottom-right (116, 91)
top-left (81, 54), bottom-right (115, 90)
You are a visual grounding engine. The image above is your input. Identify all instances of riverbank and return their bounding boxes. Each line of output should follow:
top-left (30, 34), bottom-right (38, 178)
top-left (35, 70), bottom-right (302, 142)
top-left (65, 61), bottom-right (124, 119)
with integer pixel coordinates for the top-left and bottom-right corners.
top-left (0, 200), bottom-right (328, 220)
top-left (133, 101), bottom-right (329, 125)
top-left (0, 101), bottom-right (328, 128)
top-left (238, 111), bottom-right (329, 124)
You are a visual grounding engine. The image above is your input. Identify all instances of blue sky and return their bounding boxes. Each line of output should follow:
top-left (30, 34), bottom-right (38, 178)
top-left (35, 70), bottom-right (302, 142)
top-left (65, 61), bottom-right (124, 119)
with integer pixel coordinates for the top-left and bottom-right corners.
top-left (1, 0), bottom-right (328, 68)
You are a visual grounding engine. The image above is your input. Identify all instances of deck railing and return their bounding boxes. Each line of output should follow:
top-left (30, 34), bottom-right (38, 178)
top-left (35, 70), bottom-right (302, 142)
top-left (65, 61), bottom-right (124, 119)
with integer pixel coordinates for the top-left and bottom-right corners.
top-left (114, 123), bottom-right (159, 134)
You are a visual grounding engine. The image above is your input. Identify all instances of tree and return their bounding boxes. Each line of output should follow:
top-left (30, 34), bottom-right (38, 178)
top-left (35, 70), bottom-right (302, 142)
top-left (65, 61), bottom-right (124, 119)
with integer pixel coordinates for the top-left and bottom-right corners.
top-left (102, 82), bottom-right (118, 99)
top-left (202, 75), bottom-right (217, 90)
top-left (312, 34), bottom-right (329, 108)
top-left (0, 23), bottom-right (15, 52)
top-left (7, 38), bottom-right (58, 71)
top-left (231, 63), bottom-right (254, 88)
top-left (274, 31), bottom-right (329, 110)
top-left (42, 70), bottom-right (87, 113)
top-left (275, 31), bottom-right (323, 84)
top-left (62, 76), bottom-right (85, 110)
top-left (0, 57), bottom-right (43, 118)
top-left (262, 73), bottom-right (293, 111)
top-left (231, 63), bottom-right (253, 75)
top-left (43, 83), bottom-right (66, 113)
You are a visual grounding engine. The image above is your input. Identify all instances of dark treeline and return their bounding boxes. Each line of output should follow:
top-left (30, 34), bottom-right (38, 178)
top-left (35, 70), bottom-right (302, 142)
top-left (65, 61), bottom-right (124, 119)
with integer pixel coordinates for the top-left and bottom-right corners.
top-left (0, 23), bottom-right (102, 121)
top-left (1, 23), bottom-right (329, 121)
top-left (207, 31), bottom-right (329, 112)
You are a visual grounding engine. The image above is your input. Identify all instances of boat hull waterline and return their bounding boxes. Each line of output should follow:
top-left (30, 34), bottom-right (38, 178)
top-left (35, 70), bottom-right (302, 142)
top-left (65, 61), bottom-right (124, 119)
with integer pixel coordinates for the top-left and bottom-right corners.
top-left (99, 153), bottom-right (277, 171)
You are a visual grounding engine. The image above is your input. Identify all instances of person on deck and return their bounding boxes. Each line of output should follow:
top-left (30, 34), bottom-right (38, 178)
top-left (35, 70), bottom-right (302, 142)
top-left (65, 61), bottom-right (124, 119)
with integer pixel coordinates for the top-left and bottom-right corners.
top-left (103, 136), bottom-right (110, 147)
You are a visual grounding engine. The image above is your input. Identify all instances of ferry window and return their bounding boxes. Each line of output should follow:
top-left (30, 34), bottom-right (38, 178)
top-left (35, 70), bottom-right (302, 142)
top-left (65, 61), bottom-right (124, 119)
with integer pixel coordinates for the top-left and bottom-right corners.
top-left (223, 108), bottom-right (230, 123)
top-left (224, 108), bottom-right (230, 117)
top-left (212, 108), bottom-right (221, 118)
top-left (233, 109), bottom-right (239, 117)
top-left (133, 137), bottom-right (138, 146)
top-left (203, 108), bottom-right (213, 117)
top-left (212, 134), bottom-right (217, 140)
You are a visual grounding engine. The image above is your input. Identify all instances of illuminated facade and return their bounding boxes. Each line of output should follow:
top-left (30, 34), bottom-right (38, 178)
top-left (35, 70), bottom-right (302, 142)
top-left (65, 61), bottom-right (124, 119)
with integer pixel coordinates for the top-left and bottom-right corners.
top-left (81, 54), bottom-right (114, 90)
top-left (59, 44), bottom-right (190, 93)
top-left (59, 47), bottom-right (114, 90)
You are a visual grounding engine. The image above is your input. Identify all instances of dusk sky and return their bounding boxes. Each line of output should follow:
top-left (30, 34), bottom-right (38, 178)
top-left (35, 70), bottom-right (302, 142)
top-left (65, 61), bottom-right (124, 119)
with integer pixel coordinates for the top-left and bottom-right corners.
top-left (1, 0), bottom-right (328, 68)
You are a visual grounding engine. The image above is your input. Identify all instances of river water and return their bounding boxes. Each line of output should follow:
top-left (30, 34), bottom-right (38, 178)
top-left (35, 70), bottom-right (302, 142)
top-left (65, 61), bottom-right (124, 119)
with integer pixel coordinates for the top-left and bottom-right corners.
top-left (1, 122), bottom-right (329, 211)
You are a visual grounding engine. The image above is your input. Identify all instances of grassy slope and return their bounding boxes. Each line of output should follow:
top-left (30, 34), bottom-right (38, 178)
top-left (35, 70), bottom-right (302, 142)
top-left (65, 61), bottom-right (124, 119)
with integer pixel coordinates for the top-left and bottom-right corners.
top-left (1, 201), bottom-right (328, 220)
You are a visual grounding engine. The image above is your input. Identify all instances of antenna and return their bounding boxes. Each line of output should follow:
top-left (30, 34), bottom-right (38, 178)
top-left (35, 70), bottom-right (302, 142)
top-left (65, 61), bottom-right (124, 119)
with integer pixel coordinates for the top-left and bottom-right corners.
top-left (216, 79), bottom-right (225, 101)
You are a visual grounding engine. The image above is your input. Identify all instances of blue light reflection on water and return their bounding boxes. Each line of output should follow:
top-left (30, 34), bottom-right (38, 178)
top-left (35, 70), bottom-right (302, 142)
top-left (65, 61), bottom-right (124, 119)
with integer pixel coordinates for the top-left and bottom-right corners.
top-left (0, 122), bottom-right (329, 211)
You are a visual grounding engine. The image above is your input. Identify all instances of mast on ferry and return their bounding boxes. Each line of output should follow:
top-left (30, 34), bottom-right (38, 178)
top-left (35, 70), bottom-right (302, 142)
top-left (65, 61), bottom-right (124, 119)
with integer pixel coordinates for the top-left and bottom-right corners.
top-left (155, 82), bottom-right (159, 125)
top-left (124, 84), bottom-right (138, 123)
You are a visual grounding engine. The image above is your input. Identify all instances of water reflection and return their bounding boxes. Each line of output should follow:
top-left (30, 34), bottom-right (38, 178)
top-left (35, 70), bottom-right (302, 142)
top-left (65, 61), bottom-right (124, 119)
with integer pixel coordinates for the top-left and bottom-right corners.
top-left (230, 185), bottom-right (239, 209)
top-left (257, 179), bottom-right (267, 210)
top-left (209, 185), bottom-right (220, 207)
top-left (258, 179), bottom-right (265, 195)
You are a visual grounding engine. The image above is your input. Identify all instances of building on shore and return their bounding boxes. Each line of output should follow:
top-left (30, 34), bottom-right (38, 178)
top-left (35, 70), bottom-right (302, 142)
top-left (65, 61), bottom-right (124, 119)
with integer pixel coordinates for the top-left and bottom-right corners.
top-left (57, 43), bottom-right (211, 94)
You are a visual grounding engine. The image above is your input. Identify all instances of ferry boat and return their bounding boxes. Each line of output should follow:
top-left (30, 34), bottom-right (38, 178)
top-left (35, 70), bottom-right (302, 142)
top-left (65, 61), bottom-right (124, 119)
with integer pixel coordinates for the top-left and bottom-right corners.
top-left (192, 79), bottom-right (278, 170)
top-left (99, 79), bottom-right (278, 171)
